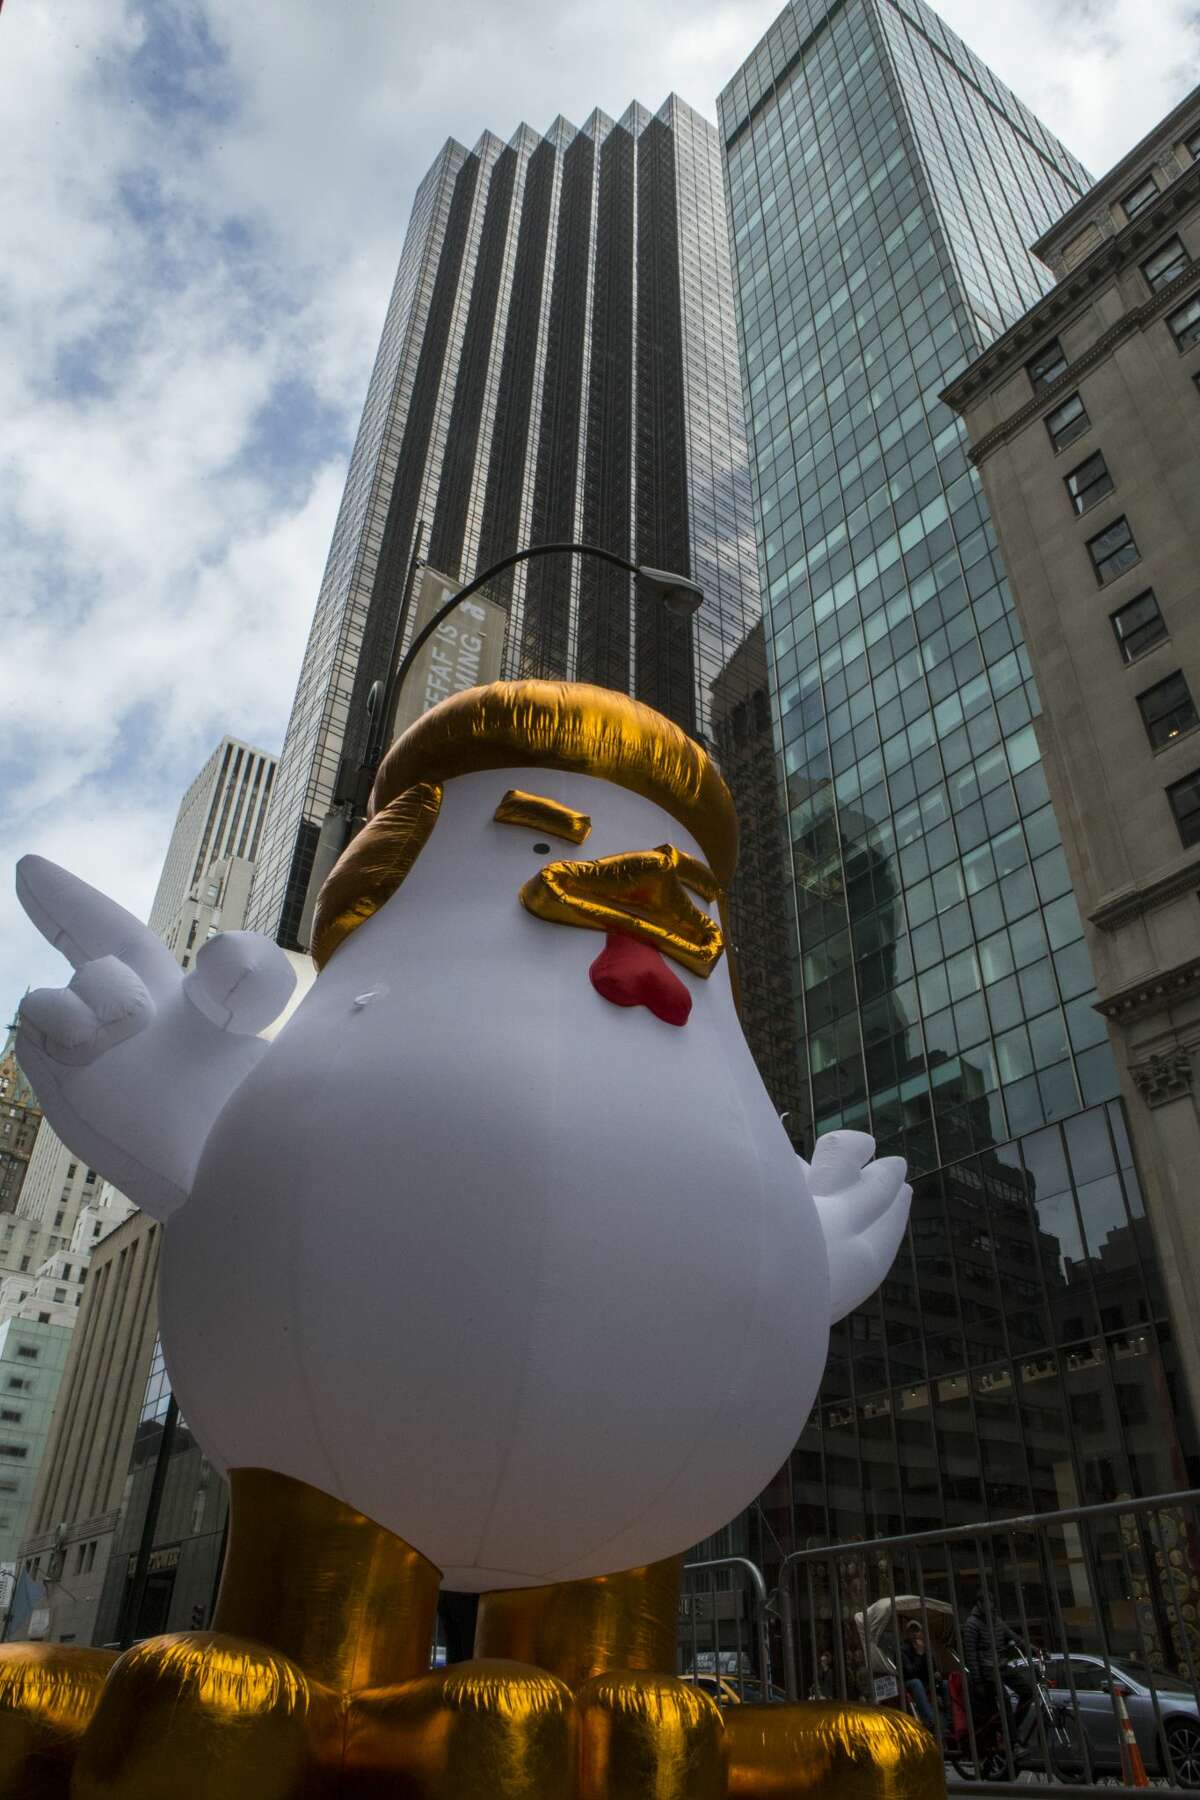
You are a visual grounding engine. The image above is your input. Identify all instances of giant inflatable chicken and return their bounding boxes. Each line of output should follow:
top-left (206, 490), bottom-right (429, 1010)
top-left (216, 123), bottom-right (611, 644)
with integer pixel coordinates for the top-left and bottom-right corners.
top-left (0, 682), bottom-right (940, 1800)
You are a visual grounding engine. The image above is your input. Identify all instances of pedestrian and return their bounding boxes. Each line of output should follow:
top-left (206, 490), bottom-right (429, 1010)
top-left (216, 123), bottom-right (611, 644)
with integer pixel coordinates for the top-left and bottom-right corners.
top-left (962, 1591), bottom-right (1031, 1728)
top-left (901, 1621), bottom-right (936, 1730)
top-left (809, 1648), bottom-right (835, 1700)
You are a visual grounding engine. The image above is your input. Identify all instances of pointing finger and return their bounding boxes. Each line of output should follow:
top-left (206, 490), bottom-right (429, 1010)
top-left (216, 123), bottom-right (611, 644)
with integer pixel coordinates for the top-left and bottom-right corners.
top-left (16, 857), bottom-right (176, 991)
top-left (808, 1129), bottom-right (877, 1196)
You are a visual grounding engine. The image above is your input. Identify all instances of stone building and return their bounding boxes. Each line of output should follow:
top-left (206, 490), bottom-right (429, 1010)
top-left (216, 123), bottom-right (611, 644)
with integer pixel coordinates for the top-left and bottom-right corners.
top-left (15, 1211), bottom-right (161, 1646)
top-left (0, 1025), bottom-right (41, 1216)
top-left (0, 1318), bottom-right (73, 1567)
top-left (943, 85), bottom-right (1200, 1419)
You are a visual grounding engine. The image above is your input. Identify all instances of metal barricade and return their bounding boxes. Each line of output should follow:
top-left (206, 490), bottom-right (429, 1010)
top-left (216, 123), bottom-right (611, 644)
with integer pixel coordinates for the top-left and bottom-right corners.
top-left (772, 1488), bottom-right (1200, 1794)
top-left (679, 1555), bottom-right (774, 1703)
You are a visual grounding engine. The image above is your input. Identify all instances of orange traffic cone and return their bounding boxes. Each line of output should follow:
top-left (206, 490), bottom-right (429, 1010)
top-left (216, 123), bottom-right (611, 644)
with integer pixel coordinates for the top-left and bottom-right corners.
top-left (1115, 1687), bottom-right (1149, 1788)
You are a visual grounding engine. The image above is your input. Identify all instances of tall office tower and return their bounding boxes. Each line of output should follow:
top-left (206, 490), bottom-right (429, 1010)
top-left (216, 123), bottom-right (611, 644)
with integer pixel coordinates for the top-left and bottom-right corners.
top-left (148, 739), bottom-right (276, 939)
top-left (719, 0), bottom-right (1197, 1551)
top-left (245, 97), bottom-right (760, 949)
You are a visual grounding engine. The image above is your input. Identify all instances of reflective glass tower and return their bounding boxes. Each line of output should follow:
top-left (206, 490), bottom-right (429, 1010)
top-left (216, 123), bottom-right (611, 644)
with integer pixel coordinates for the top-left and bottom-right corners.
top-left (247, 97), bottom-right (760, 948)
top-left (718, 0), bottom-right (1198, 1549)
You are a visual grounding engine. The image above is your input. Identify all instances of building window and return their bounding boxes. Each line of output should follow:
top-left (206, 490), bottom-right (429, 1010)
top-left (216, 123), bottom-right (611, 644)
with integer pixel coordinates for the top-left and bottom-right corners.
top-left (16, 1347), bottom-right (37, 1361)
top-left (1045, 391), bottom-right (1090, 452)
top-left (1138, 671), bottom-right (1199, 750)
top-left (0, 1446), bottom-right (28, 1459)
top-left (1187, 128), bottom-right (1200, 161)
top-left (1142, 236), bottom-right (1190, 292)
top-left (6, 1378), bottom-right (27, 1392)
top-left (53, 1212), bottom-right (63, 1228)
top-left (0, 1411), bottom-right (21, 1425)
top-left (1121, 174), bottom-right (1159, 220)
top-left (84, 1170), bottom-right (96, 1186)
top-left (52, 1288), bottom-right (66, 1303)
top-left (1087, 515), bottom-right (1140, 584)
top-left (1168, 294), bottom-right (1200, 352)
top-left (1065, 450), bottom-right (1114, 514)
top-left (18, 1258), bottom-right (29, 1274)
top-left (1027, 338), bottom-right (1068, 392)
top-left (84, 1540), bottom-right (97, 1573)
top-left (1111, 591), bottom-right (1167, 663)
top-left (1167, 771), bottom-right (1200, 844)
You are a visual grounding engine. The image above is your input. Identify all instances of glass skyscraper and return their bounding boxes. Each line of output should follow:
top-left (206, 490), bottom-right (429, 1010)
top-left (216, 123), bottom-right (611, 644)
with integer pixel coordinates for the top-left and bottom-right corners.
top-left (717, 0), bottom-right (1198, 1551)
top-left (246, 97), bottom-right (760, 949)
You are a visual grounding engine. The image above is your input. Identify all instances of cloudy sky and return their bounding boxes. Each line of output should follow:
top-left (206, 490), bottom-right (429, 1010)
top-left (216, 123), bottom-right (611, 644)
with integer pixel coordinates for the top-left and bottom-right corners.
top-left (2, 0), bottom-right (1197, 1023)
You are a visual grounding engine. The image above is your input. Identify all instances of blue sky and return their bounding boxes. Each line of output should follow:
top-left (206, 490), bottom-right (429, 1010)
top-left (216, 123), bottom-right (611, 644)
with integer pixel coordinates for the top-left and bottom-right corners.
top-left (2, 0), bottom-right (1197, 1024)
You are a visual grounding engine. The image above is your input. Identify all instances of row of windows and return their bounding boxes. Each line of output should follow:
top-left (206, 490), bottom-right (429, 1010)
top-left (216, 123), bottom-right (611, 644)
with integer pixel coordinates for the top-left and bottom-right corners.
top-left (1028, 237), bottom-right (1198, 399)
top-left (1042, 308), bottom-right (1200, 847)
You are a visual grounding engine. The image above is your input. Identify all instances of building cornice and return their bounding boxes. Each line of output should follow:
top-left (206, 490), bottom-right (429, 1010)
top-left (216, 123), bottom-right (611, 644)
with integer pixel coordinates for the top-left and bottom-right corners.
top-left (1032, 86), bottom-right (1200, 260)
top-left (1094, 954), bottom-right (1200, 1025)
top-left (1088, 847), bottom-right (1200, 934)
top-left (941, 165), bottom-right (1200, 427)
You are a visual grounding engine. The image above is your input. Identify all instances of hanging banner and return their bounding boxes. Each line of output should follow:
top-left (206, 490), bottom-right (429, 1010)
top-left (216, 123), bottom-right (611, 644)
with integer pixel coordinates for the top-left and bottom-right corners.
top-left (390, 566), bottom-right (507, 742)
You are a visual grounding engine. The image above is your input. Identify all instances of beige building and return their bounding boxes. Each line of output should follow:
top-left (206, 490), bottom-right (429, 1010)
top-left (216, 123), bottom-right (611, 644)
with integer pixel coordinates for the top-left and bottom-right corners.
top-left (0, 1128), bottom-right (98, 1298)
top-left (0, 1025), bottom-right (42, 1216)
top-left (16, 1211), bottom-right (161, 1645)
top-left (944, 86), bottom-right (1200, 1419)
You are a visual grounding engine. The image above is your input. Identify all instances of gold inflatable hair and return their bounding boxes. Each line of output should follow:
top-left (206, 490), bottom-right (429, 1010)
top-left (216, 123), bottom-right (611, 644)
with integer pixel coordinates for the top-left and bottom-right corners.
top-left (311, 679), bottom-right (738, 969)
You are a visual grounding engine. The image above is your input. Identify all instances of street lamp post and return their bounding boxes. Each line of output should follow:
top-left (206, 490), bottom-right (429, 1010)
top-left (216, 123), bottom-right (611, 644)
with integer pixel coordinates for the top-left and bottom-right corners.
top-left (357, 540), bottom-right (703, 818)
top-left (297, 541), bottom-right (703, 945)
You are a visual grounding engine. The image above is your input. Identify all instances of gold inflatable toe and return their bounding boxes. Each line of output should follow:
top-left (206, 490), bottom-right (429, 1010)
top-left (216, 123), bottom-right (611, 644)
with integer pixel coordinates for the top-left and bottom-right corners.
top-left (724, 1700), bottom-right (945, 1800)
top-left (69, 1632), bottom-right (340, 1800)
top-left (0, 1643), bottom-right (116, 1800)
top-left (344, 1658), bottom-right (575, 1799)
top-left (576, 1669), bottom-right (726, 1800)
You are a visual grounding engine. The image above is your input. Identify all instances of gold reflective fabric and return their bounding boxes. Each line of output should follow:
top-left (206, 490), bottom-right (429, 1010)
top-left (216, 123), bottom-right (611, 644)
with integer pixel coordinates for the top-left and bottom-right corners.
top-left (0, 1643), bottom-right (115, 1799)
top-left (494, 788), bottom-right (592, 845)
top-left (724, 1701), bottom-right (945, 1800)
top-left (345, 1660), bottom-right (575, 1800)
top-left (311, 781), bottom-right (441, 970)
top-left (576, 1669), bottom-right (727, 1800)
top-left (474, 1557), bottom-right (683, 1689)
top-left (213, 1467), bottom-right (442, 1693)
top-left (370, 681), bottom-right (737, 886)
top-left (70, 1632), bottom-right (340, 1800)
top-left (520, 846), bottom-right (725, 977)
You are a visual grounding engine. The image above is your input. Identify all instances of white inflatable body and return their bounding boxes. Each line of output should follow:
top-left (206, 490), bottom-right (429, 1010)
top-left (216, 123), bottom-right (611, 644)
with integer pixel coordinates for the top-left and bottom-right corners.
top-left (16, 760), bottom-right (910, 1591)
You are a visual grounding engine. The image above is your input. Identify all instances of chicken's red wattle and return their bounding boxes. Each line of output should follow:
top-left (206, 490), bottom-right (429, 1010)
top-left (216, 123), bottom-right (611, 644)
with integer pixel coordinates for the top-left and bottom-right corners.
top-left (588, 930), bottom-right (692, 1027)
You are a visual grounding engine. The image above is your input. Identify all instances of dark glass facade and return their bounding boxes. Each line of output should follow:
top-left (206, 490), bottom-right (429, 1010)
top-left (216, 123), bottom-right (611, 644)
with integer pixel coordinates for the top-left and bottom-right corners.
top-left (246, 97), bottom-right (760, 948)
top-left (92, 1339), bottom-right (227, 1646)
top-left (715, 0), bottom-right (1198, 1560)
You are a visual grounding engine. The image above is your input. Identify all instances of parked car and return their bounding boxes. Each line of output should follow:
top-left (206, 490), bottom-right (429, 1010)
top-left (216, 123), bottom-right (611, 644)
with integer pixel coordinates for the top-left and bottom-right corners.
top-left (1043, 1653), bottom-right (1200, 1784)
top-left (679, 1673), bottom-right (786, 1706)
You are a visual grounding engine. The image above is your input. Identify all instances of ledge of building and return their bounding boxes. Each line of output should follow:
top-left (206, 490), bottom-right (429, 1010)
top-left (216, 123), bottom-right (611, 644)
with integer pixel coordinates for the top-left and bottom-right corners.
top-left (940, 163), bottom-right (1200, 430)
top-left (1095, 953), bottom-right (1200, 1023)
top-left (1089, 849), bottom-right (1200, 934)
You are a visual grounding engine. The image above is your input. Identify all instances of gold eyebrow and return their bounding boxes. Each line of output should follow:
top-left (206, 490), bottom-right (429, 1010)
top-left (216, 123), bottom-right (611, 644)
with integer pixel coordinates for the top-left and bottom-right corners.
top-left (669, 847), bottom-right (720, 903)
top-left (494, 789), bottom-right (592, 845)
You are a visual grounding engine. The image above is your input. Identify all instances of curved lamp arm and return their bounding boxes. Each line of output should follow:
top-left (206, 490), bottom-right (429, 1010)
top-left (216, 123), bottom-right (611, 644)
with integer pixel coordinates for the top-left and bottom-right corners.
top-left (368, 542), bottom-right (703, 770)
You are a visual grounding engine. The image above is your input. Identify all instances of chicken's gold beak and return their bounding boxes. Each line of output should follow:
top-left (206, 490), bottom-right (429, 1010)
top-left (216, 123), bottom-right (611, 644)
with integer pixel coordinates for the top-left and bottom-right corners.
top-left (518, 845), bottom-right (724, 977)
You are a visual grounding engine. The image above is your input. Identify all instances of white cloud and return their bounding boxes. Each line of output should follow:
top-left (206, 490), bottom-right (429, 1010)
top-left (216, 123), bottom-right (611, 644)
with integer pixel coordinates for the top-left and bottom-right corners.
top-left (2, 0), bottom-right (1194, 1020)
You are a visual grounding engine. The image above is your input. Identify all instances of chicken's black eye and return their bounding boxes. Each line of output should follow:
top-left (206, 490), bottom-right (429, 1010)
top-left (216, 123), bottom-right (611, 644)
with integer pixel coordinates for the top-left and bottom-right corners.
top-left (533, 842), bottom-right (552, 855)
